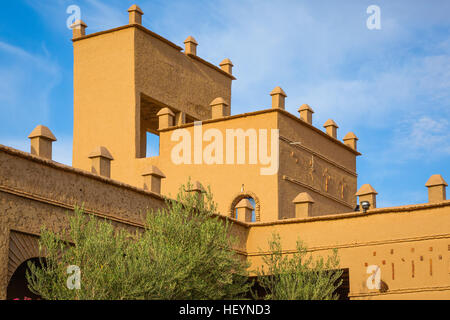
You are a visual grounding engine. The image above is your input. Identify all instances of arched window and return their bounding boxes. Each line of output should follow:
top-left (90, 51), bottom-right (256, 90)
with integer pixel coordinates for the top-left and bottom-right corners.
top-left (229, 192), bottom-right (261, 222)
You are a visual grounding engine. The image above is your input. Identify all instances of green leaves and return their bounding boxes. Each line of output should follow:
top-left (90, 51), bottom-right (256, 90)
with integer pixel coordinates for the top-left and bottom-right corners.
top-left (26, 179), bottom-right (250, 300)
top-left (254, 233), bottom-right (343, 300)
top-left (26, 179), bottom-right (342, 300)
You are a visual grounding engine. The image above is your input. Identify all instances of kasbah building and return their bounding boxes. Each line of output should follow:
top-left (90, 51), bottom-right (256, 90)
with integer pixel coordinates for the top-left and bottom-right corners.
top-left (0, 5), bottom-right (449, 300)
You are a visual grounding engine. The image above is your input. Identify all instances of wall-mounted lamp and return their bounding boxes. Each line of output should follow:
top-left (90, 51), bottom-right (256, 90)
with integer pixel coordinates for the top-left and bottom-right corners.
top-left (361, 201), bottom-right (370, 213)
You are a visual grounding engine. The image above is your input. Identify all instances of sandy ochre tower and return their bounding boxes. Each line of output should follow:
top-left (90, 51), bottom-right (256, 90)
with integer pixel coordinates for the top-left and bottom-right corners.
top-left (71, 5), bottom-right (361, 223)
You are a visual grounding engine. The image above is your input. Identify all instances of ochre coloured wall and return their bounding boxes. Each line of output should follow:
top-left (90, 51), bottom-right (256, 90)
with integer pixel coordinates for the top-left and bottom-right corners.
top-left (73, 24), bottom-right (233, 185)
top-left (246, 204), bottom-right (450, 299)
top-left (142, 111), bottom-right (280, 222)
top-left (0, 145), bottom-right (249, 299)
top-left (73, 27), bottom-right (137, 180)
top-left (134, 27), bottom-right (232, 121)
top-left (277, 111), bottom-right (358, 218)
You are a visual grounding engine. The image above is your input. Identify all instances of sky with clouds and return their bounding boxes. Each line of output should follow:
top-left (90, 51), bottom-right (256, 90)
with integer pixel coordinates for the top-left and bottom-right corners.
top-left (0, 0), bottom-right (449, 208)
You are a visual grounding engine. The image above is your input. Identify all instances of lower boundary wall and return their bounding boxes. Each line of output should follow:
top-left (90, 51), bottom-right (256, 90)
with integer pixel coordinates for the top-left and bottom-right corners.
top-left (1, 144), bottom-right (449, 299)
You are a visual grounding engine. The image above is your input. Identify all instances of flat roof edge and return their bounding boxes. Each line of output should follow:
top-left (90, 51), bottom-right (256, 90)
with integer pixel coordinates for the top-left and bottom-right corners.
top-left (72, 24), bottom-right (183, 51)
top-left (72, 24), bottom-right (235, 80)
top-left (159, 108), bottom-right (361, 155)
top-left (0, 144), bottom-right (166, 201)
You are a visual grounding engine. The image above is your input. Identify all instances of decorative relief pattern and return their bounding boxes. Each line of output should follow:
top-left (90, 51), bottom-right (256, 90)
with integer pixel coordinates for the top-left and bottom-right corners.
top-left (322, 168), bottom-right (331, 192)
top-left (361, 243), bottom-right (450, 294)
top-left (286, 148), bottom-right (355, 205)
top-left (308, 155), bottom-right (315, 183)
top-left (339, 178), bottom-right (348, 200)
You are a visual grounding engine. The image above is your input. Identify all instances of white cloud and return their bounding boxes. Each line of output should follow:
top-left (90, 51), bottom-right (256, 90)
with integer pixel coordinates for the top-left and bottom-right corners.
top-left (0, 41), bottom-right (61, 128)
top-left (394, 116), bottom-right (450, 157)
top-left (82, 0), bottom-right (126, 31)
top-left (287, 52), bottom-right (450, 132)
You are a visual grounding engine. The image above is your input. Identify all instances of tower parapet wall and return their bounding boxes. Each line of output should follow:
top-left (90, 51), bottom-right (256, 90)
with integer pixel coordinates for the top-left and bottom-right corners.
top-left (72, 7), bottom-right (234, 177)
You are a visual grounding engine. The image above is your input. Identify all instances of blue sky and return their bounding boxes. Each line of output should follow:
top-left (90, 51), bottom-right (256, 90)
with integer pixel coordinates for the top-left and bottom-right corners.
top-left (0, 0), bottom-right (449, 208)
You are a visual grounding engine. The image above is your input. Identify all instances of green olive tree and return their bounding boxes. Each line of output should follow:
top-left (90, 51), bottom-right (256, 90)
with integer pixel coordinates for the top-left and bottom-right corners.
top-left (254, 233), bottom-right (343, 300)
